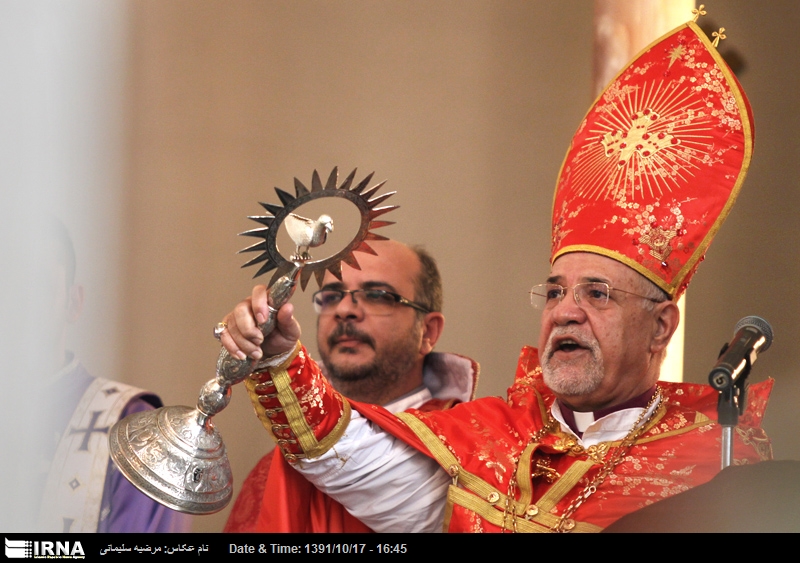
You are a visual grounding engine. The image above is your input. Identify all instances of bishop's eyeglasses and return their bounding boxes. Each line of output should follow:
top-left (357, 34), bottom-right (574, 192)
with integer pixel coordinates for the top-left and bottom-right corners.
top-left (529, 282), bottom-right (664, 311)
top-left (312, 288), bottom-right (431, 316)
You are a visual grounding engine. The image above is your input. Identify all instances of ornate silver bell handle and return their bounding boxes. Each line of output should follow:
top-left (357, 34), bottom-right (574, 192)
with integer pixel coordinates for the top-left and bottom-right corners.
top-left (196, 262), bottom-right (303, 422)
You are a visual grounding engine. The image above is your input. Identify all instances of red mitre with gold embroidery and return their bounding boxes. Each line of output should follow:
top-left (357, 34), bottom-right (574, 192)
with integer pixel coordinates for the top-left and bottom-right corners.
top-left (551, 17), bottom-right (754, 298)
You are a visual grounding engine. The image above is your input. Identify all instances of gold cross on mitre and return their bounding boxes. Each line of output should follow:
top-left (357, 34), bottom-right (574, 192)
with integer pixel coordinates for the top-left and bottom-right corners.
top-left (692, 4), bottom-right (707, 23)
top-left (712, 27), bottom-right (727, 48)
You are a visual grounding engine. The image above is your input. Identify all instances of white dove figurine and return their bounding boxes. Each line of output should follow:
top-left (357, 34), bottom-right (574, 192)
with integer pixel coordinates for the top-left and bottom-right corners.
top-left (284, 213), bottom-right (334, 260)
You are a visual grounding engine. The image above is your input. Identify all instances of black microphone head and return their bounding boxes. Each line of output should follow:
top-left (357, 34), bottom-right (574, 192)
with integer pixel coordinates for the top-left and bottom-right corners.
top-left (734, 316), bottom-right (774, 353)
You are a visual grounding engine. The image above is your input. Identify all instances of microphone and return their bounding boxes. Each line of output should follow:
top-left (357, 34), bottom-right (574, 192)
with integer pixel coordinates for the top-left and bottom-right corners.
top-left (709, 316), bottom-right (773, 391)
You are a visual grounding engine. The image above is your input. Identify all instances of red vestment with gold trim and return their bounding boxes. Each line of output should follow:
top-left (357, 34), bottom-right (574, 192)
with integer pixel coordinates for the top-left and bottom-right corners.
top-left (230, 350), bottom-right (477, 533)
top-left (354, 346), bottom-right (772, 532)
top-left (224, 398), bottom-right (456, 533)
top-left (247, 345), bottom-right (771, 532)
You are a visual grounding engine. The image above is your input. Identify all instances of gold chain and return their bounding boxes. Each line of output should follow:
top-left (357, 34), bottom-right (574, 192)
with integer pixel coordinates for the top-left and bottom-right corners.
top-left (503, 389), bottom-right (662, 533)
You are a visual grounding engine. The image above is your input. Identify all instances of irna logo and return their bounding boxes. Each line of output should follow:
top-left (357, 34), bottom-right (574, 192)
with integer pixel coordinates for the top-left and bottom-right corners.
top-left (5, 538), bottom-right (85, 559)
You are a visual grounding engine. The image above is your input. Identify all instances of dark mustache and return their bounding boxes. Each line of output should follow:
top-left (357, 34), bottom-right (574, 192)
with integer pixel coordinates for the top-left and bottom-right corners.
top-left (327, 323), bottom-right (375, 349)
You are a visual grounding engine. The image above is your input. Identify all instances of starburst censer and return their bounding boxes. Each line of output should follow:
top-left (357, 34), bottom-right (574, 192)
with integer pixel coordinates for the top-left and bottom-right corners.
top-left (108, 168), bottom-right (397, 514)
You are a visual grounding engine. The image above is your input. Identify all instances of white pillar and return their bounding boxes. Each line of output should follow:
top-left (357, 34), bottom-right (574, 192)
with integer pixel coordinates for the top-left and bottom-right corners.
top-left (0, 0), bottom-right (128, 532)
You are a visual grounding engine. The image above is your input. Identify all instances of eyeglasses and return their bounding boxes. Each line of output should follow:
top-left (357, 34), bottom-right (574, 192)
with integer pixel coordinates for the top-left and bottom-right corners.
top-left (312, 288), bottom-right (431, 316)
top-left (529, 282), bottom-right (664, 311)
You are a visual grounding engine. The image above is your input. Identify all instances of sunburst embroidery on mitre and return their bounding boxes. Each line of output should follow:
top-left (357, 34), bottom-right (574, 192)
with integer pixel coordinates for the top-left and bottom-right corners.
top-left (601, 110), bottom-right (677, 165)
top-left (571, 80), bottom-right (714, 204)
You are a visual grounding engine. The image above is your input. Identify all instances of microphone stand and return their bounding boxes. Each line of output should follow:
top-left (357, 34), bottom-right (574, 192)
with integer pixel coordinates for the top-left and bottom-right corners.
top-left (711, 343), bottom-right (750, 470)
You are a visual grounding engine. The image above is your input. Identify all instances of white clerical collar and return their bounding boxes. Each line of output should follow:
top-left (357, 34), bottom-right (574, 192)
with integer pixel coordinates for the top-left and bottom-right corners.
top-left (550, 395), bottom-right (661, 448)
top-left (573, 411), bottom-right (596, 433)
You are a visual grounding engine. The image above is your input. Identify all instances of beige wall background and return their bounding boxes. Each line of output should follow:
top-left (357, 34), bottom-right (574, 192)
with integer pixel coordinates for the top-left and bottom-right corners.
top-left (15, 1), bottom-right (798, 532)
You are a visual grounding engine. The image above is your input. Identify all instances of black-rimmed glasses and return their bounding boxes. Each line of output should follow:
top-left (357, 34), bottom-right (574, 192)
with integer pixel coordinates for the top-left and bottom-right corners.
top-left (312, 288), bottom-right (430, 316)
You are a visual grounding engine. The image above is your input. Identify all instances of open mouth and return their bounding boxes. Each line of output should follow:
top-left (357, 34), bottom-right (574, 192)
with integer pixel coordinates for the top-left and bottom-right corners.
top-left (550, 335), bottom-right (589, 356)
top-left (556, 339), bottom-right (583, 352)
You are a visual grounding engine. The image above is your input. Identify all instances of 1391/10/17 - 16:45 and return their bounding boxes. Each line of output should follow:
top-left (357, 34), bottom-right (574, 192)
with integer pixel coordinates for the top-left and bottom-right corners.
top-left (303, 544), bottom-right (408, 554)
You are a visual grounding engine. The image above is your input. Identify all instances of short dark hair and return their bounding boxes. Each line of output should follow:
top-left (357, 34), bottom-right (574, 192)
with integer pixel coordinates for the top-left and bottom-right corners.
top-left (410, 245), bottom-right (442, 313)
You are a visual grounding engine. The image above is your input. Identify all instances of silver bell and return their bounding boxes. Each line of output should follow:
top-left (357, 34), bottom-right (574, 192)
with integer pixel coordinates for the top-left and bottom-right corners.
top-left (108, 405), bottom-right (232, 514)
